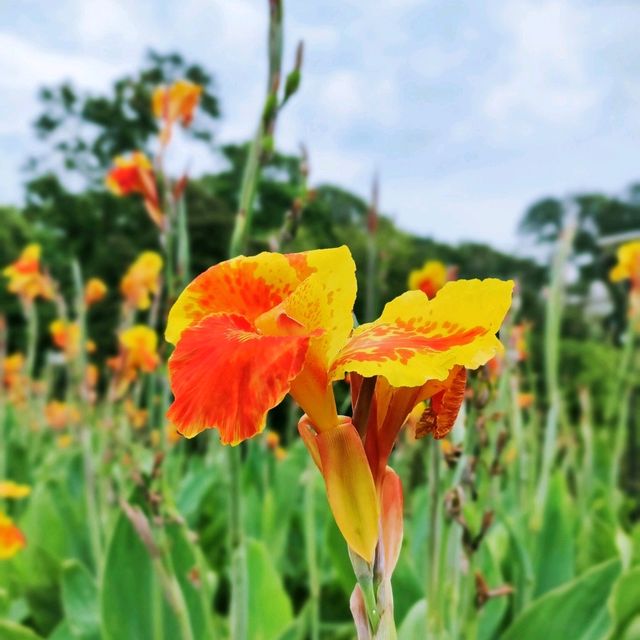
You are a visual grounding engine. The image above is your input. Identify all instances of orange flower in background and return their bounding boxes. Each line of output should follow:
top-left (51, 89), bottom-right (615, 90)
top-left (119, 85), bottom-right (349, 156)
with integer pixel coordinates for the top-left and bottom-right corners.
top-left (408, 259), bottom-right (453, 299)
top-left (0, 512), bottom-right (26, 559)
top-left (510, 323), bottom-right (529, 362)
top-left (120, 252), bottom-right (163, 311)
top-left (2, 353), bottom-right (25, 390)
top-left (518, 392), bottom-right (535, 409)
top-left (0, 481), bottom-right (31, 499)
top-left (45, 401), bottom-right (81, 430)
top-left (50, 320), bottom-right (81, 359)
top-left (166, 246), bottom-right (513, 562)
top-left (3, 243), bottom-right (55, 303)
top-left (153, 79), bottom-right (203, 145)
top-left (106, 152), bottom-right (164, 229)
top-left (56, 435), bottom-right (73, 449)
top-left (84, 277), bottom-right (108, 306)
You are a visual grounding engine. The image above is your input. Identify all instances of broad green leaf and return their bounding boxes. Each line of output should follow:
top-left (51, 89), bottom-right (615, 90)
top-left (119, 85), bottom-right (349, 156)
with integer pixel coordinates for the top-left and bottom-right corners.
top-left (608, 566), bottom-right (640, 639)
top-left (502, 558), bottom-right (621, 640)
top-left (533, 472), bottom-right (575, 596)
top-left (398, 599), bottom-right (427, 640)
top-left (101, 495), bottom-right (213, 640)
top-left (0, 620), bottom-right (44, 640)
top-left (60, 560), bottom-right (99, 640)
top-left (246, 538), bottom-right (293, 640)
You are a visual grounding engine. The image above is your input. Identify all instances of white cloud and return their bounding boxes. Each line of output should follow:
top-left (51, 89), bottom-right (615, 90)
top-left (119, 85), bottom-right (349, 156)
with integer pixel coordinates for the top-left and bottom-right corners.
top-left (484, 0), bottom-right (599, 127)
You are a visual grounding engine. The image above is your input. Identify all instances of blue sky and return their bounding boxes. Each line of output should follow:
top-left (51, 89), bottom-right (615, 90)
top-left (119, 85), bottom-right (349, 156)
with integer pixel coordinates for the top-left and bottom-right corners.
top-left (1, 0), bottom-right (639, 252)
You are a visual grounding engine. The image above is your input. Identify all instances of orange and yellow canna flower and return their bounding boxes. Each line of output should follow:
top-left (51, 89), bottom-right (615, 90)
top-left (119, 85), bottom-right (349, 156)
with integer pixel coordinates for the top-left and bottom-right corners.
top-left (0, 512), bottom-right (26, 559)
top-left (610, 240), bottom-right (640, 323)
top-left (50, 320), bottom-right (81, 359)
top-left (106, 152), bottom-right (164, 229)
top-left (84, 277), bottom-right (108, 306)
top-left (166, 246), bottom-right (512, 561)
top-left (610, 241), bottom-right (640, 290)
top-left (2, 353), bottom-right (25, 390)
top-left (125, 399), bottom-right (149, 429)
top-left (45, 400), bottom-right (81, 430)
top-left (408, 259), bottom-right (452, 299)
top-left (120, 252), bottom-right (163, 311)
top-left (152, 79), bottom-right (203, 145)
top-left (3, 244), bottom-right (55, 303)
top-left (119, 325), bottom-right (159, 373)
top-left (0, 481), bottom-right (31, 499)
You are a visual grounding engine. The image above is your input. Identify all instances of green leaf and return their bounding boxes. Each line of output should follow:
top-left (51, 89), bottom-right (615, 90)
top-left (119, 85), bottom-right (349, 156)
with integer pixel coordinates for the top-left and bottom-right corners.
top-left (533, 472), bottom-right (575, 596)
top-left (398, 599), bottom-right (427, 640)
top-left (60, 560), bottom-right (99, 640)
top-left (502, 558), bottom-right (622, 640)
top-left (608, 566), bottom-right (640, 639)
top-left (0, 620), bottom-right (44, 640)
top-left (246, 538), bottom-right (293, 640)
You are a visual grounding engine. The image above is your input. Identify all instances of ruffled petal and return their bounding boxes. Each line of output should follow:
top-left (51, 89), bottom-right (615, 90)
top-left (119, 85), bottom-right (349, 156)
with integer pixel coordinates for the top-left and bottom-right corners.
top-left (331, 279), bottom-right (513, 387)
top-left (166, 252), bottom-right (302, 345)
top-left (168, 313), bottom-right (309, 444)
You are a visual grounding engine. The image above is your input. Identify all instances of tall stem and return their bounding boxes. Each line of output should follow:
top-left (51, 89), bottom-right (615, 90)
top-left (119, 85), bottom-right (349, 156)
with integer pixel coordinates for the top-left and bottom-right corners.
top-left (304, 467), bottom-right (320, 640)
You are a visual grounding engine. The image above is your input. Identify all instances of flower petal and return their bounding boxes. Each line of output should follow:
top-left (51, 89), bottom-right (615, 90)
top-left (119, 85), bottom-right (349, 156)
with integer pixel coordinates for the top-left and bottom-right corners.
top-left (380, 467), bottom-right (403, 579)
top-left (331, 279), bottom-right (513, 387)
top-left (316, 419), bottom-right (379, 562)
top-left (168, 313), bottom-right (309, 444)
top-left (166, 252), bottom-right (302, 345)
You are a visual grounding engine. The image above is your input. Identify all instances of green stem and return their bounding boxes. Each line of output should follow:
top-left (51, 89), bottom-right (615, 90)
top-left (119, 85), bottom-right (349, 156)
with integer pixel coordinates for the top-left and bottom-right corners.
top-left (426, 437), bottom-right (442, 634)
top-left (304, 467), bottom-right (320, 640)
top-left (228, 445), bottom-right (248, 640)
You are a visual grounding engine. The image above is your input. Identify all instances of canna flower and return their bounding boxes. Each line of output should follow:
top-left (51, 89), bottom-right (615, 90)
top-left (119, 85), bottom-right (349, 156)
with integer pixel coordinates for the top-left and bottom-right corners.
top-left (2, 353), bottom-right (25, 390)
top-left (125, 399), bottom-right (149, 429)
top-left (510, 323), bottom-right (529, 362)
top-left (518, 392), bottom-right (535, 409)
top-left (152, 79), bottom-right (202, 145)
top-left (109, 325), bottom-right (159, 396)
top-left (106, 152), bottom-right (164, 229)
top-left (50, 319), bottom-right (81, 359)
top-left (84, 277), bottom-right (108, 306)
top-left (56, 434), bottom-right (73, 449)
top-left (45, 401), bottom-right (81, 430)
top-left (0, 512), bottom-right (26, 559)
top-left (610, 240), bottom-right (640, 322)
top-left (610, 240), bottom-right (640, 289)
top-left (3, 243), bottom-right (55, 303)
top-left (0, 481), bottom-right (31, 499)
top-left (166, 247), bottom-right (512, 563)
top-left (408, 259), bottom-right (454, 299)
top-left (120, 252), bottom-right (163, 311)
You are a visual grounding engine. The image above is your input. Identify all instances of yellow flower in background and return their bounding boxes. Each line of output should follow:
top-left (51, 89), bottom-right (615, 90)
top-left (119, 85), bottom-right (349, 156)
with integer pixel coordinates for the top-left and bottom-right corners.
top-left (0, 512), bottom-right (26, 559)
top-left (45, 401), bottom-right (81, 430)
top-left (3, 243), bottom-right (55, 303)
top-left (120, 252), bottom-right (163, 311)
top-left (610, 241), bottom-right (640, 323)
top-left (0, 481), bottom-right (31, 499)
top-left (125, 399), bottom-right (149, 429)
top-left (408, 259), bottom-right (451, 299)
top-left (56, 435), bottom-right (73, 449)
top-left (610, 241), bottom-right (640, 288)
top-left (153, 79), bottom-right (203, 145)
top-left (49, 320), bottom-right (81, 359)
top-left (84, 278), bottom-right (108, 306)
top-left (119, 324), bottom-right (160, 377)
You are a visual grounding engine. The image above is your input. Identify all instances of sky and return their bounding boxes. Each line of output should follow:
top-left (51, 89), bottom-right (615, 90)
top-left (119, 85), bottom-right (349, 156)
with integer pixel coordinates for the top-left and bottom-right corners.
top-left (1, 0), bottom-right (639, 253)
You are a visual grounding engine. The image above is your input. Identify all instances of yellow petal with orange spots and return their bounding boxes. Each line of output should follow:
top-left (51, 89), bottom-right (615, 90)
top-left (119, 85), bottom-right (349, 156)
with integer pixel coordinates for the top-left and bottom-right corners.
top-left (331, 279), bottom-right (513, 387)
top-left (165, 252), bottom-right (301, 345)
